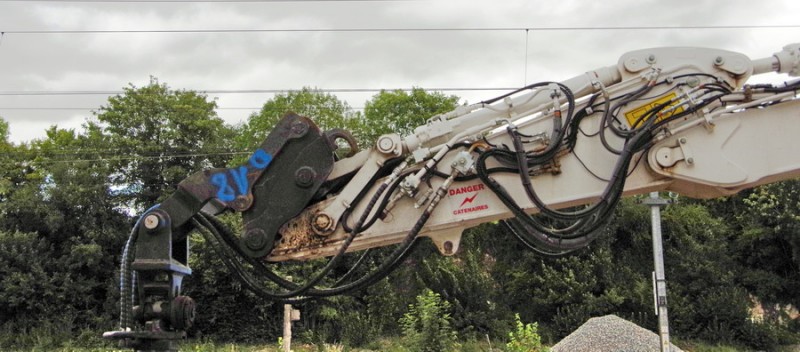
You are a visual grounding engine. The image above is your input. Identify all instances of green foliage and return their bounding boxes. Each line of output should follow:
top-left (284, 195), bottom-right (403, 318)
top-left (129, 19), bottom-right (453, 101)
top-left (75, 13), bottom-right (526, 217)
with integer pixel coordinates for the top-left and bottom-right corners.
top-left (185, 226), bottom-right (281, 343)
top-left (337, 309), bottom-right (380, 348)
top-left (0, 121), bottom-right (130, 346)
top-left (94, 76), bottom-right (233, 209)
top-left (485, 196), bottom-right (800, 349)
top-left (0, 231), bottom-right (56, 323)
top-left (237, 87), bottom-right (459, 158)
top-left (399, 289), bottom-right (459, 352)
top-left (413, 230), bottom-right (514, 340)
top-left (364, 277), bottom-right (414, 336)
top-left (0, 117), bottom-right (8, 143)
top-left (237, 87), bottom-right (358, 154)
top-left (505, 314), bottom-right (547, 352)
top-left (360, 88), bottom-right (459, 145)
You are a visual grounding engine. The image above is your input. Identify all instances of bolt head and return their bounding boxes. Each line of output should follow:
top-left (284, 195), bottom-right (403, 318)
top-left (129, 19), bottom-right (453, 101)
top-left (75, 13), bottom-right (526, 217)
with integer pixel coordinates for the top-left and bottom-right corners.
top-left (443, 241), bottom-right (454, 255)
top-left (295, 166), bottom-right (316, 188)
top-left (377, 136), bottom-right (394, 152)
top-left (312, 213), bottom-right (334, 233)
top-left (290, 120), bottom-right (308, 137)
top-left (243, 229), bottom-right (268, 251)
top-left (143, 214), bottom-right (160, 230)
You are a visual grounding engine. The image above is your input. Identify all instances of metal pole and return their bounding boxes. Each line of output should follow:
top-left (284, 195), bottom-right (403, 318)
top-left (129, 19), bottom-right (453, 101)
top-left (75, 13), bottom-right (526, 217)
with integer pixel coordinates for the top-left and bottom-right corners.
top-left (644, 192), bottom-right (671, 352)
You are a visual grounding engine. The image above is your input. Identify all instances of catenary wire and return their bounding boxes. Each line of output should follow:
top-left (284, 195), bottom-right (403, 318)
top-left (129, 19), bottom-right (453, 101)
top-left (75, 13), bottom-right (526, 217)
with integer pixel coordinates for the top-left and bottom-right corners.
top-left (0, 87), bottom-right (518, 96)
top-left (3, 25), bottom-right (799, 35)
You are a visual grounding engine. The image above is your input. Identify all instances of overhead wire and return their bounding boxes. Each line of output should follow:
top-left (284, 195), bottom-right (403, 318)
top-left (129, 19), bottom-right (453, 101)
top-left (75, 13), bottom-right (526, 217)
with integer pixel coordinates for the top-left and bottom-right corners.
top-left (2, 25), bottom-right (799, 35)
top-left (0, 87), bottom-right (519, 96)
top-left (1, 0), bottom-right (405, 2)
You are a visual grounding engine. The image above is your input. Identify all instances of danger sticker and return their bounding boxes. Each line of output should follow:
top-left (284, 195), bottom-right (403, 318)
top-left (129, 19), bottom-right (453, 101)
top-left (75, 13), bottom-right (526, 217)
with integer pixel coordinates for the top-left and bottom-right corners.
top-left (448, 183), bottom-right (490, 215)
top-left (623, 92), bottom-right (684, 127)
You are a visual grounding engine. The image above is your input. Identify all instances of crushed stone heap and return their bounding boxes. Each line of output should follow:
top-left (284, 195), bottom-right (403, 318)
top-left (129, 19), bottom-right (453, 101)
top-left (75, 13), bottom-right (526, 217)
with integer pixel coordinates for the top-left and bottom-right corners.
top-left (551, 315), bottom-right (684, 352)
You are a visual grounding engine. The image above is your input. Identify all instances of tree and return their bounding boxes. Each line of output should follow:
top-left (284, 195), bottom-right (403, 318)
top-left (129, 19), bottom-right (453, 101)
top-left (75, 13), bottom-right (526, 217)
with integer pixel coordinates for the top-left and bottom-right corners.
top-left (0, 124), bottom-right (130, 348)
top-left (237, 87), bottom-right (358, 152)
top-left (728, 183), bottom-right (800, 305)
top-left (94, 77), bottom-right (234, 209)
top-left (360, 88), bottom-right (459, 145)
top-left (0, 118), bottom-right (8, 144)
top-left (412, 227), bottom-right (515, 340)
top-left (0, 78), bottom-right (239, 347)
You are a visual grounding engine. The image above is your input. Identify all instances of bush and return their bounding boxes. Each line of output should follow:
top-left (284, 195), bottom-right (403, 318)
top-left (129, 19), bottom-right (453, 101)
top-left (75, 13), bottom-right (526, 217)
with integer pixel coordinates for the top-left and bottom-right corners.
top-left (339, 310), bottom-right (379, 347)
top-left (399, 289), bottom-right (459, 352)
top-left (505, 314), bottom-right (547, 352)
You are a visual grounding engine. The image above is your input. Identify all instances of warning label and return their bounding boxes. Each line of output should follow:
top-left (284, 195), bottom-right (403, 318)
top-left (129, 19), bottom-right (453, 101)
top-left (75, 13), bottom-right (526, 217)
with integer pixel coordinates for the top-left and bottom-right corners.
top-left (623, 92), bottom-right (684, 127)
top-left (448, 183), bottom-right (490, 216)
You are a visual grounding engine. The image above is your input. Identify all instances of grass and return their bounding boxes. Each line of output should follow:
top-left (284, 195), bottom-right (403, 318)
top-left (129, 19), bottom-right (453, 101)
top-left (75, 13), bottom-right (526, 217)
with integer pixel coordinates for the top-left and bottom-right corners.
top-left (672, 338), bottom-right (799, 352)
top-left (2, 335), bottom-right (794, 352)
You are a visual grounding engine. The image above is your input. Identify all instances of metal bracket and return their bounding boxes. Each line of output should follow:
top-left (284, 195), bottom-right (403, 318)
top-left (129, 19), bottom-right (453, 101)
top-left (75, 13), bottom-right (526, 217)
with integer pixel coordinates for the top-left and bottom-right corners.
top-left (654, 137), bottom-right (695, 168)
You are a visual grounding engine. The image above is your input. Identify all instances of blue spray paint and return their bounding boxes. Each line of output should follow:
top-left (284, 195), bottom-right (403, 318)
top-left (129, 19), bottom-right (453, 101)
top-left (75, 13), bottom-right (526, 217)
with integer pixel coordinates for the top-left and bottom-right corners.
top-left (211, 149), bottom-right (273, 202)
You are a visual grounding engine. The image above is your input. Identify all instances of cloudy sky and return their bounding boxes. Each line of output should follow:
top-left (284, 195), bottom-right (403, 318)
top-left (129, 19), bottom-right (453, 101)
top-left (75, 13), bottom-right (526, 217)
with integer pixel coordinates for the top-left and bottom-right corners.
top-left (0, 0), bottom-right (798, 143)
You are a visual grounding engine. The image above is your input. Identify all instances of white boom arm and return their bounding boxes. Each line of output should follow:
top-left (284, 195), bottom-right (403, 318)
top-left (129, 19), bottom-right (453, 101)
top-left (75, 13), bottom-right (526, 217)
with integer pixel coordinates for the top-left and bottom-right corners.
top-left (268, 44), bottom-right (800, 262)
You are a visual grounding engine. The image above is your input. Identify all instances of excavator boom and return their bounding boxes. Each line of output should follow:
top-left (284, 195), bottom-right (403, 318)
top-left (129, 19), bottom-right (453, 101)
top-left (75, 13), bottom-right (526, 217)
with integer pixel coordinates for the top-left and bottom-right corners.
top-left (104, 43), bottom-right (800, 351)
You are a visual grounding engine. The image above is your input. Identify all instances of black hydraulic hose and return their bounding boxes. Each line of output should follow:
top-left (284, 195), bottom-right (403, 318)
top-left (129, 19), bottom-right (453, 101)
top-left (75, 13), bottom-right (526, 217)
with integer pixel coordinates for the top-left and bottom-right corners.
top-left (193, 215), bottom-right (340, 303)
top-left (502, 218), bottom-right (581, 256)
top-left (332, 249), bottom-right (372, 287)
top-left (237, 181), bottom-right (390, 298)
top-left (480, 82), bottom-right (553, 105)
top-left (607, 83), bottom-right (654, 135)
top-left (353, 169), bottom-right (416, 233)
top-left (477, 124), bottom-right (637, 241)
top-left (200, 210), bottom-right (388, 296)
top-left (197, 172), bottom-right (407, 299)
top-left (483, 171), bottom-right (612, 243)
top-left (508, 131), bottom-right (606, 222)
top-left (196, 213), bottom-right (301, 291)
top-left (195, 193), bottom-right (427, 300)
top-left (597, 83), bottom-right (654, 155)
top-left (191, 217), bottom-right (306, 302)
top-left (299, 201), bottom-right (434, 298)
top-left (565, 93), bottom-right (601, 150)
top-left (340, 157), bottom-right (404, 233)
top-left (521, 83), bottom-right (575, 161)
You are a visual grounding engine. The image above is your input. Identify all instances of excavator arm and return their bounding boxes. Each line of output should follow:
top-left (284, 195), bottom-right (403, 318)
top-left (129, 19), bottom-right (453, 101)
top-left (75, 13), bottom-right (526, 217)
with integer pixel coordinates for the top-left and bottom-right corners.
top-left (104, 43), bottom-right (800, 351)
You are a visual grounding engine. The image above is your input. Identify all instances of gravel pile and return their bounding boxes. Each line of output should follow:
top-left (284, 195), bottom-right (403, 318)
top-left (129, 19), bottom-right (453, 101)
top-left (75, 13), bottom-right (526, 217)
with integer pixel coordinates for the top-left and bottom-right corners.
top-left (551, 315), bottom-right (684, 352)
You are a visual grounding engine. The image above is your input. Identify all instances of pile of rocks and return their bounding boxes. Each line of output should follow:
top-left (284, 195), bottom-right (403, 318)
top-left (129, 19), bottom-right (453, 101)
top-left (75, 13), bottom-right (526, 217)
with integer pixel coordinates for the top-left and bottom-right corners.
top-left (551, 315), bottom-right (684, 352)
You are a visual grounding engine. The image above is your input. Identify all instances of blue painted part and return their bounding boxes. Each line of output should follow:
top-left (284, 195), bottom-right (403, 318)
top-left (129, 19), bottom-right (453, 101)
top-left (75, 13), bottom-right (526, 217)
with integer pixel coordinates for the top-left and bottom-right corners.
top-left (210, 149), bottom-right (274, 202)
top-left (230, 166), bottom-right (249, 195)
top-left (211, 173), bottom-right (236, 202)
top-left (249, 149), bottom-right (273, 169)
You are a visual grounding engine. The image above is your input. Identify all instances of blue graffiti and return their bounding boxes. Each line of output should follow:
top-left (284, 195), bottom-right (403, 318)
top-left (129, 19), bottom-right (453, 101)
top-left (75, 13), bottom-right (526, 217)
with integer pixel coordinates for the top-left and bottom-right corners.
top-left (230, 166), bottom-right (249, 195)
top-left (211, 173), bottom-right (236, 202)
top-left (249, 148), bottom-right (272, 169)
top-left (211, 149), bottom-right (273, 202)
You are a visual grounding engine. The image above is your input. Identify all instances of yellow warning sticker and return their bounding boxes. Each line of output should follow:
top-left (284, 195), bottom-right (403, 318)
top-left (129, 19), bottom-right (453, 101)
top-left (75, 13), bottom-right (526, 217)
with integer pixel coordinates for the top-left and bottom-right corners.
top-left (624, 92), bottom-right (684, 127)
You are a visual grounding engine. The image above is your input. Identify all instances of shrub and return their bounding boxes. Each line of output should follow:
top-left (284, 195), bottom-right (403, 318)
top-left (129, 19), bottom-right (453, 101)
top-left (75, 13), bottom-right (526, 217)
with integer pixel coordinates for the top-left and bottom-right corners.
top-left (399, 289), bottom-right (459, 352)
top-left (505, 314), bottom-right (547, 352)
